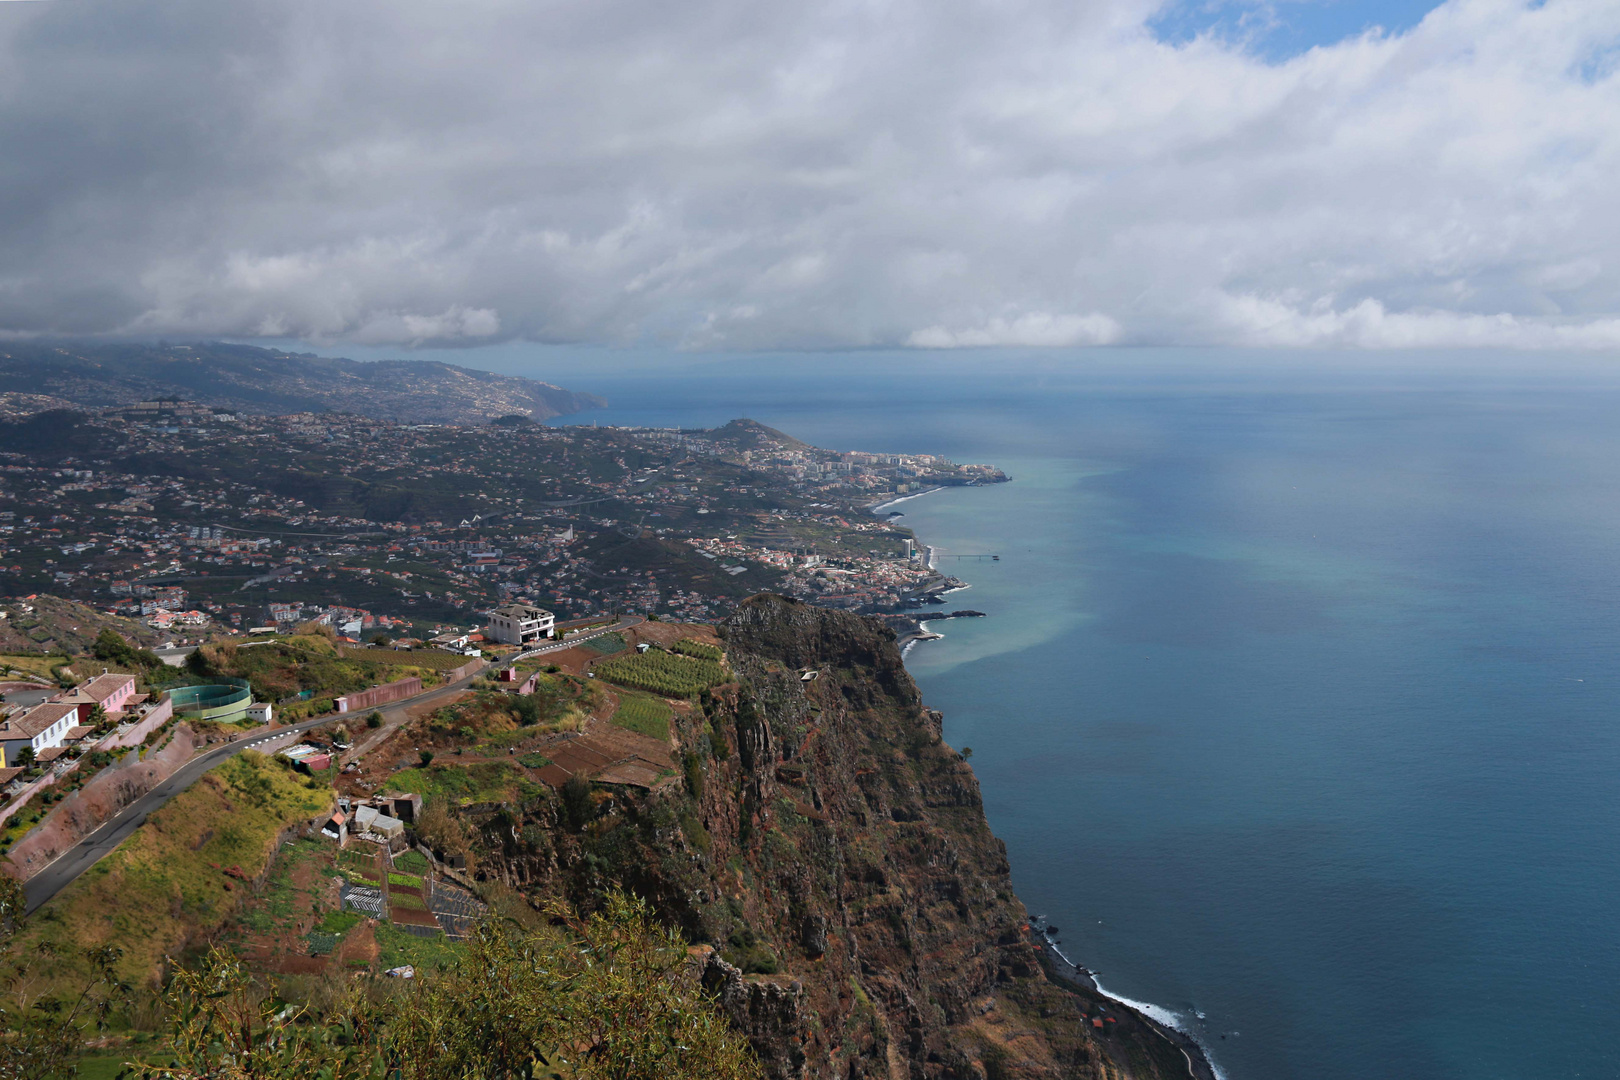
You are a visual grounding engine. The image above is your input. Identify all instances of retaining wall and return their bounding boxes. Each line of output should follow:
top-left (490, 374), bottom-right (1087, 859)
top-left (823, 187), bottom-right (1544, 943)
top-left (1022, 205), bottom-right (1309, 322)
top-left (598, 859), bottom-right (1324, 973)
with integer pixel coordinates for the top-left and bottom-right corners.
top-left (98, 697), bottom-right (173, 750)
top-left (335, 676), bottom-right (423, 714)
top-left (2, 724), bottom-right (200, 880)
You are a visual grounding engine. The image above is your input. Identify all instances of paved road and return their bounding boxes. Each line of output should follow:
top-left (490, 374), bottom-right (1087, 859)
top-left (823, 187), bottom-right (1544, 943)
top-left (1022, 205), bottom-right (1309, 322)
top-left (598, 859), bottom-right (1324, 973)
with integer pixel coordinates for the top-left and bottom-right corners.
top-left (510, 615), bottom-right (644, 662)
top-left (21, 616), bottom-right (646, 915)
top-left (22, 666), bottom-right (487, 916)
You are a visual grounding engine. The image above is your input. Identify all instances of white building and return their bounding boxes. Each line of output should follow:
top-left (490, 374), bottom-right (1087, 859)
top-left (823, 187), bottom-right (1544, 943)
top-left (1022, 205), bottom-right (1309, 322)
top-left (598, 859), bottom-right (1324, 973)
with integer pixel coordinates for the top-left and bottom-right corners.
top-left (484, 603), bottom-right (556, 646)
top-left (0, 702), bottom-right (80, 767)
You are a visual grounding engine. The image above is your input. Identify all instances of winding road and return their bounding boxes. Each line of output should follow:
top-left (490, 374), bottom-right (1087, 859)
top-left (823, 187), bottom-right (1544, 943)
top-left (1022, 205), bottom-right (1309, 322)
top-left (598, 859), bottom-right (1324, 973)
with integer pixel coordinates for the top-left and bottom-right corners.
top-left (20, 614), bottom-right (646, 916)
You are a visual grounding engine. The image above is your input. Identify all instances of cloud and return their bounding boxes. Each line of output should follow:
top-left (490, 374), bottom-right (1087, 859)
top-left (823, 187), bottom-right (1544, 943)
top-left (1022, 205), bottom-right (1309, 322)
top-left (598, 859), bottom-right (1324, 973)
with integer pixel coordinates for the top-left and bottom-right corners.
top-left (0, 0), bottom-right (1614, 351)
top-left (908, 312), bottom-right (1123, 348)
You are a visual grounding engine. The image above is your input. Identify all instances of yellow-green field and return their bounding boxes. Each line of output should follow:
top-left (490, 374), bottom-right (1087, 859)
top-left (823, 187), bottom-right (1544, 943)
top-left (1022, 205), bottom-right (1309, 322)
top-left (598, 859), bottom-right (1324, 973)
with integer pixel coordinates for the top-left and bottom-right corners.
top-left (10, 751), bottom-right (332, 994)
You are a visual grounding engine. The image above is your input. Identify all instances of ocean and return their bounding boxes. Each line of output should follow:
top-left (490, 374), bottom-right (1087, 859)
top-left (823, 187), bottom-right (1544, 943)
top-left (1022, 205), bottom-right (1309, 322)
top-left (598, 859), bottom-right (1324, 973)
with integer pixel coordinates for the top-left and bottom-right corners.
top-left (531, 352), bottom-right (1620, 1080)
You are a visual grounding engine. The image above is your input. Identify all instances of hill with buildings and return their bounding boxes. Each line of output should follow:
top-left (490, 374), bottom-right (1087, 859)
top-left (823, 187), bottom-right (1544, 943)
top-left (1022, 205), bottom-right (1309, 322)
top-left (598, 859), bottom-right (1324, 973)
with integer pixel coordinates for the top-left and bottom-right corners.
top-left (0, 342), bottom-right (604, 425)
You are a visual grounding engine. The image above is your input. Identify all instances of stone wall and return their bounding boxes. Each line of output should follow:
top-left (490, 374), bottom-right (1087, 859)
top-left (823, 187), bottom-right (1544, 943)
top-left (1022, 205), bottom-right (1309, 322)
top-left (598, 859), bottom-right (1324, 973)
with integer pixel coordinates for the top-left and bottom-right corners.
top-left (2, 724), bottom-right (198, 880)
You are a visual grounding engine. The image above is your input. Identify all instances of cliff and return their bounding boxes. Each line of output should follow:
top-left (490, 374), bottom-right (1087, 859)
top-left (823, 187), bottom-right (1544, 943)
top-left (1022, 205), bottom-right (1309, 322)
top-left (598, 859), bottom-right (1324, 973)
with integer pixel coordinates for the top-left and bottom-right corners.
top-left (463, 595), bottom-right (1211, 1079)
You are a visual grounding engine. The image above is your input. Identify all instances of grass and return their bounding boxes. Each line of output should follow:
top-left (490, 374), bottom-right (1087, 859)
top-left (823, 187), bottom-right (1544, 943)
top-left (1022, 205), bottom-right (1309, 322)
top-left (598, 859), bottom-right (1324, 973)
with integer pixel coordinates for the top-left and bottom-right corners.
top-left (374, 921), bottom-right (461, 973)
top-left (340, 646), bottom-right (473, 671)
top-left (0, 654), bottom-right (69, 680)
top-left (317, 908), bottom-right (363, 936)
top-left (10, 752), bottom-right (332, 994)
top-left (392, 850), bottom-right (430, 874)
top-left (389, 891), bottom-right (428, 911)
top-left (610, 693), bottom-right (673, 741)
top-left (517, 752), bottom-right (553, 769)
top-left (385, 761), bottom-right (540, 808)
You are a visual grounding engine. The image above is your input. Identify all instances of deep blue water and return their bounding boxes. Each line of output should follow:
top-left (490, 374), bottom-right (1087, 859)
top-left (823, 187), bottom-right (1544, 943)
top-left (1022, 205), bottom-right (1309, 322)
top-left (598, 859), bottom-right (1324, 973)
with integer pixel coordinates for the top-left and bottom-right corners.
top-left (531, 355), bottom-right (1620, 1080)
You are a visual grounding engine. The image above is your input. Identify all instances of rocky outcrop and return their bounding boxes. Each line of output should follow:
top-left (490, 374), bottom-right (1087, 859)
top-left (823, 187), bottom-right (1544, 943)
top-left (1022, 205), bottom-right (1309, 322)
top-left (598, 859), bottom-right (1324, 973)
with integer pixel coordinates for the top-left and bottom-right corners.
top-left (465, 595), bottom-right (1209, 1079)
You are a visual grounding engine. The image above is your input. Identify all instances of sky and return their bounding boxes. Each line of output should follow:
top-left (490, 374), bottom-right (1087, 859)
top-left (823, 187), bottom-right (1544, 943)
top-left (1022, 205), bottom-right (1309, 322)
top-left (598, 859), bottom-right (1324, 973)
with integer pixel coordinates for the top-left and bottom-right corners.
top-left (0, 0), bottom-right (1617, 353)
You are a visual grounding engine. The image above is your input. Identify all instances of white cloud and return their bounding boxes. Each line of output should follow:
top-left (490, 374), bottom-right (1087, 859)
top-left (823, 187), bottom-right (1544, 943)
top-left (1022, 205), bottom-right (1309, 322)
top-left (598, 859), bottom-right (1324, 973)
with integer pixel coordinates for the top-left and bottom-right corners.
top-left (908, 312), bottom-right (1124, 348)
top-left (0, 0), bottom-right (1614, 351)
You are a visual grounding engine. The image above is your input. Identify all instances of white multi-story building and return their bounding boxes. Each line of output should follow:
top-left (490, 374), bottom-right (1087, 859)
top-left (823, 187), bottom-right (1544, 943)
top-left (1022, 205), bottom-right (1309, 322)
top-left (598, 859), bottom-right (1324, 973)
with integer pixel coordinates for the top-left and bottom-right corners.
top-left (485, 603), bottom-right (556, 646)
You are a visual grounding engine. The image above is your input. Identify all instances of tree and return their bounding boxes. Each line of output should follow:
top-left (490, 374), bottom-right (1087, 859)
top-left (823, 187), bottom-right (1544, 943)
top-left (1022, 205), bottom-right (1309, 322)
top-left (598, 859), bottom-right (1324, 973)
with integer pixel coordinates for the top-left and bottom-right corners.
top-left (418, 749), bottom-right (434, 768)
top-left (562, 773), bottom-right (594, 832)
top-left (366, 711), bottom-right (384, 729)
top-left (370, 633), bottom-right (393, 647)
top-left (14, 746), bottom-right (35, 769)
top-left (132, 893), bottom-right (760, 1080)
top-left (0, 875), bottom-right (126, 1080)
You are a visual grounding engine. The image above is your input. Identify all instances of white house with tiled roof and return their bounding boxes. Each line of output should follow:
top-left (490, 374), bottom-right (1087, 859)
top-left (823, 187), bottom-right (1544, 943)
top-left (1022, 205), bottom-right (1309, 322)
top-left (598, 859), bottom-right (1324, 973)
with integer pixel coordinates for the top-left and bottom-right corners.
top-left (0, 702), bottom-right (80, 766)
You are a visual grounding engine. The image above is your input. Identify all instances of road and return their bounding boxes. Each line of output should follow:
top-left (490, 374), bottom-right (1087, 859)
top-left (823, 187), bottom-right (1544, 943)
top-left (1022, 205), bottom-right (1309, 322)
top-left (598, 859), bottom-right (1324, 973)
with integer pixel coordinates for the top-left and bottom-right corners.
top-left (20, 615), bottom-right (646, 916)
top-left (22, 665), bottom-right (486, 916)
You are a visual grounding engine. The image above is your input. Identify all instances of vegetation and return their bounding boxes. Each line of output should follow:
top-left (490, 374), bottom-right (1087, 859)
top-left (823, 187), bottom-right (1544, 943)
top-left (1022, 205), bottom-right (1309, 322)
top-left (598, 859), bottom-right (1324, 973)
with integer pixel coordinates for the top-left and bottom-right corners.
top-left (4, 752), bottom-right (330, 997)
top-left (116, 893), bottom-right (757, 1080)
top-left (188, 633), bottom-right (444, 705)
top-left (0, 875), bottom-right (123, 1080)
top-left (610, 693), bottom-right (673, 741)
top-left (90, 627), bottom-right (166, 678)
top-left (670, 638), bottom-right (723, 662)
top-left (593, 650), bottom-right (726, 699)
top-left (341, 645), bottom-right (471, 671)
top-left (391, 850), bottom-right (430, 875)
top-left (387, 761), bottom-right (539, 808)
top-left (580, 632), bottom-right (627, 656)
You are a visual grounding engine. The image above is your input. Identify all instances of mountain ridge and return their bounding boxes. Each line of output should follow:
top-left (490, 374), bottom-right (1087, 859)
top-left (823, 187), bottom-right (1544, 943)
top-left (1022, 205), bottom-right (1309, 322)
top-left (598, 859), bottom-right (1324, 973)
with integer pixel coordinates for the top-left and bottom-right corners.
top-left (0, 341), bottom-right (604, 424)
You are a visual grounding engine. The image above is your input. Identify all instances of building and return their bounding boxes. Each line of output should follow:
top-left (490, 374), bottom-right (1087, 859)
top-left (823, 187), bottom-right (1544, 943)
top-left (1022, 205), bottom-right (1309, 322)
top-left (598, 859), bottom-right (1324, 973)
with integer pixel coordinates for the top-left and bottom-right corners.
top-left (353, 804), bottom-right (405, 839)
top-left (484, 603), bottom-right (556, 646)
top-left (246, 702), bottom-right (274, 724)
top-left (68, 672), bottom-right (138, 716)
top-left (0, 702), bottom-right (81, 766)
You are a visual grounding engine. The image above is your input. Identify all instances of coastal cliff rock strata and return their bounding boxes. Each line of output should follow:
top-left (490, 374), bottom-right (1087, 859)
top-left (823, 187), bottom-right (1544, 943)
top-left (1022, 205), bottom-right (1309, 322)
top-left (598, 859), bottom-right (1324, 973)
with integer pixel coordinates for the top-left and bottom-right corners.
top-left (464, 594), bottom-right (1209, 1079)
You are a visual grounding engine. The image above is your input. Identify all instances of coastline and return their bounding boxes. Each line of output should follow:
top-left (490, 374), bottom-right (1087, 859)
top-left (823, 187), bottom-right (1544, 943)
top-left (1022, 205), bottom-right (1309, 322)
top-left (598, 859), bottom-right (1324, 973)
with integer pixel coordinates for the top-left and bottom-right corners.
top-left (867, 485), bottom-right (947, 515)
top-left (1031, 925), bottom-right (1223, 1080)
top-left (884, 480), bottom-right (1222, 1080)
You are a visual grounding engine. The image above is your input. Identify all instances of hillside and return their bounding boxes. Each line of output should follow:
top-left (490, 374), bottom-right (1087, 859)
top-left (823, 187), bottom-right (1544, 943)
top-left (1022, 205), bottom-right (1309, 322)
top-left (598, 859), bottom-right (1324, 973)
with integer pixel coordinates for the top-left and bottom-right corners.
top-left (0, 342), bottom-right (604, 425)
top-left (0, 595), bottom-right (162, 658)
top-left (456, 596), bottom-right (1213, 1079)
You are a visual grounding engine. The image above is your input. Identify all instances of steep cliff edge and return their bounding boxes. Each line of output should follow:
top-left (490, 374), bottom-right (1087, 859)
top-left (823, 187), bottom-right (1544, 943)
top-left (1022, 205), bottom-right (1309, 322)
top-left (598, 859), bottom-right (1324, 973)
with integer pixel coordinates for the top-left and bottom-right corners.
top-left (466, 595), bottom-right (1213, 1079)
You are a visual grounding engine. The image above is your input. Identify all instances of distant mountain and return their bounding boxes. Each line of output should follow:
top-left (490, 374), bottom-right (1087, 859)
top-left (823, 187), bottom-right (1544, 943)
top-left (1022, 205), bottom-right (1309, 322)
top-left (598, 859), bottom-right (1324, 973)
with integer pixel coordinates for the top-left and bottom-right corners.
top-left (0, 342), bottom-right (605, 424)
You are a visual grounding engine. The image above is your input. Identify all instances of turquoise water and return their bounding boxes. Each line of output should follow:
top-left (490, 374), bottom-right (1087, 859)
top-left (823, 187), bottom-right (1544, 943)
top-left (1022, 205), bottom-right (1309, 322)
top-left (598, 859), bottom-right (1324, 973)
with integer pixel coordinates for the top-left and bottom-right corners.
top-left (543, 357), bottom-right (1620, 1079)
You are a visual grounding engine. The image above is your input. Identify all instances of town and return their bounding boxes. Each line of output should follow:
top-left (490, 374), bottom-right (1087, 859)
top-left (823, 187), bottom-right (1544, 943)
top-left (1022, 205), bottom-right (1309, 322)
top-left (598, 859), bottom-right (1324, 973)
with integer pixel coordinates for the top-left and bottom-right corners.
top-left (0, 403), bottom-right (1004, 643)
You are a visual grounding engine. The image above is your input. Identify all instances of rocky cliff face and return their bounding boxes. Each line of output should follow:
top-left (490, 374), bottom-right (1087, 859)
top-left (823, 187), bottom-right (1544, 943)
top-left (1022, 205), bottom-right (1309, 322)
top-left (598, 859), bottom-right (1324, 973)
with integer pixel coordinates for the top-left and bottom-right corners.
top-left (467, 595), bottom-right (1208, 1080)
